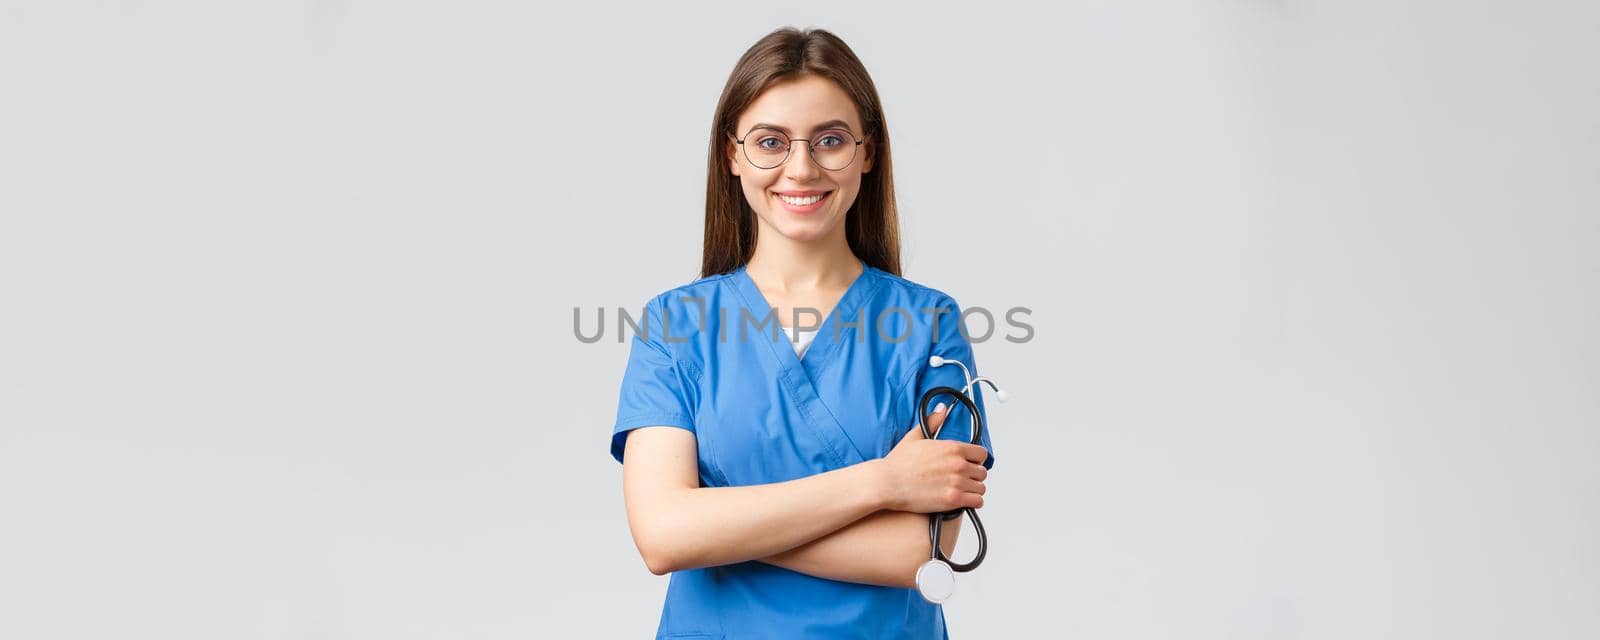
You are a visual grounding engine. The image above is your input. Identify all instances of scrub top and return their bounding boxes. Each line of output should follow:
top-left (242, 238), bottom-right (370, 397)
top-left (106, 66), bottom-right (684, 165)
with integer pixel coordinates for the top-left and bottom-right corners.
top-left (611, 258), bottom-right (996, 640)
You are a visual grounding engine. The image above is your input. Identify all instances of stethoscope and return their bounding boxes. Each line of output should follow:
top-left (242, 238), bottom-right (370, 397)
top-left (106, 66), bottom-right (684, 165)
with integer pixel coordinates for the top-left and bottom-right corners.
top-left (913, 354), bottom-right (1010, 604)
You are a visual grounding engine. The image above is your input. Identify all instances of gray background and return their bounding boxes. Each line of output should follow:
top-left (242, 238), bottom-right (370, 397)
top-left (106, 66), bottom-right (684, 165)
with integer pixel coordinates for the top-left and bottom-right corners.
top-left (2, 1), bottom-right (1596, 638)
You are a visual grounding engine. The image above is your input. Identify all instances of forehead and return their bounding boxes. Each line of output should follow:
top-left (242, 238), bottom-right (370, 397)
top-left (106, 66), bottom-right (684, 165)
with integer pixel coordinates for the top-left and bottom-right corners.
top-left (737, 74), bottom-right (862, 133)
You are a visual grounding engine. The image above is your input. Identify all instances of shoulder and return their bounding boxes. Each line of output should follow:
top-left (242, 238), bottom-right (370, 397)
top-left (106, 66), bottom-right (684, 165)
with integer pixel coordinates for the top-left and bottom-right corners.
top-left (855, 267), bottom-right (971, 349)
top-left (639, 270), bottom-right (742, 315)
top-left (629, 271), bottom-right (742, 354)
top-left (860, 265), bottom-right (963, 310)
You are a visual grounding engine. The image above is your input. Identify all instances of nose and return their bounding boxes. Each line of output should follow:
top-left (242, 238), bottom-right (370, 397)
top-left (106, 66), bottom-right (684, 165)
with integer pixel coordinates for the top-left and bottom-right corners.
top-left (783, 140), bottom-right (822, 181)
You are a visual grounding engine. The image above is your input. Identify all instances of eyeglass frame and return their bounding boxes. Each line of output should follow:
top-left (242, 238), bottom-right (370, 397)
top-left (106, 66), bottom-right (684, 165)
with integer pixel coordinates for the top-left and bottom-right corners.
top-left (732, 125), bottom-right (867, 171)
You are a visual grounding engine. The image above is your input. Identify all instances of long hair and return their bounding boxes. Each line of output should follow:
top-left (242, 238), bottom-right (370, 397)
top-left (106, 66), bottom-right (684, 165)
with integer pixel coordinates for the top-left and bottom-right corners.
top-left (701, 27), bottom-right (901, 278)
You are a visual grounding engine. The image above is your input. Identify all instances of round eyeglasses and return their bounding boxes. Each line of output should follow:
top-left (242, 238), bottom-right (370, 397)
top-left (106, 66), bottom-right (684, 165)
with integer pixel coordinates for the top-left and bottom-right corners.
top-left (735, 126), bottom-right (864, 171)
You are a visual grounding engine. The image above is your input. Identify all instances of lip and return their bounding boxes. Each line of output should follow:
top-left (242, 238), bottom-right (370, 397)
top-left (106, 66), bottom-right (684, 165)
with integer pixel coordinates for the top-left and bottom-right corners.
top-left (773, 190), bottom-right (832, 214)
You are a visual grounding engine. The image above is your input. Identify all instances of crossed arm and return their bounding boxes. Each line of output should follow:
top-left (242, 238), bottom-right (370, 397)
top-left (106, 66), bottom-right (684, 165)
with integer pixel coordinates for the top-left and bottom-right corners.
top-left (761, 503), bottom-right (966, 587)
top-left (620, 416), bottom-right (977, 588)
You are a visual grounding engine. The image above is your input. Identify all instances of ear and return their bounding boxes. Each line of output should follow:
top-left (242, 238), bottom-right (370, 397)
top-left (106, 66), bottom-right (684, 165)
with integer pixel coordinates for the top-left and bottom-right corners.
top-left (860, 137), bottom-right (874, 174)
top-left (727, 137), bottom-right (742, 177)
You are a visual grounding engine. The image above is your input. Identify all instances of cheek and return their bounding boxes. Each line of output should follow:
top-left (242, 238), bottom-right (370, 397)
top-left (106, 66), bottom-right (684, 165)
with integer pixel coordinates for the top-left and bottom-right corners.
top-left (837, 177), bottom-right (865, 203)
top-left (744, 181), bottom-right (778, 214)
top-left (745, 180), bottom-right (771, 204)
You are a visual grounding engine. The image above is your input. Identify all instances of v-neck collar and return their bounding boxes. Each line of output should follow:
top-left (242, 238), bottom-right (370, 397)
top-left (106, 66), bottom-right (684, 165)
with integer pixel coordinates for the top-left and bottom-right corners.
top-left (727, 257), bottom-right (882, 468)
top-left (731, 257), bottom-right (879, 376)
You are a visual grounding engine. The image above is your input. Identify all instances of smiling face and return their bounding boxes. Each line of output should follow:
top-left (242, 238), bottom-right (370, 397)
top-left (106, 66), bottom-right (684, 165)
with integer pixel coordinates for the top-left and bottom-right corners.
top-left (727, 74), bottom-right (873, 244)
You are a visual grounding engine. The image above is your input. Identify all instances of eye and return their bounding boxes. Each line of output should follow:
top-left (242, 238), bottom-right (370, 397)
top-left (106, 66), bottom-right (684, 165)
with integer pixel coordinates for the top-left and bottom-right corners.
top-left (816, 131), bottom-right (848, 148)
top-left (756, 136), bottom-right (786, 151)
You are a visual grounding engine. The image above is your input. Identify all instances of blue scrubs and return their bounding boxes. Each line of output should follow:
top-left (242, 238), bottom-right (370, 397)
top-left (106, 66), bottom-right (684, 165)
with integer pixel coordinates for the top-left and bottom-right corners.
top-left (611, 259), bottom-right (995, 640)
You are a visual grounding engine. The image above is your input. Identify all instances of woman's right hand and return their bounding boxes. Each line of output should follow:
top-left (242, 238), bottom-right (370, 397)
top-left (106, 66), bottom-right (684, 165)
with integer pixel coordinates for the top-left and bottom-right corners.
top-left (875, 403), bottom-right (990, 513)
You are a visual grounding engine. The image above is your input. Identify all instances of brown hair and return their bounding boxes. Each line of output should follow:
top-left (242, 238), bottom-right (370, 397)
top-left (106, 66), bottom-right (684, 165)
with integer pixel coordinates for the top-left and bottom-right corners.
top-left (701, 27), bottom-right (901, 278)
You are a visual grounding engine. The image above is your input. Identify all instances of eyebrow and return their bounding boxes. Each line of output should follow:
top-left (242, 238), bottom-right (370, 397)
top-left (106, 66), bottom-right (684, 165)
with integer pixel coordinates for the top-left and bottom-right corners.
top-left (747, 119), bottom-right (856, 135)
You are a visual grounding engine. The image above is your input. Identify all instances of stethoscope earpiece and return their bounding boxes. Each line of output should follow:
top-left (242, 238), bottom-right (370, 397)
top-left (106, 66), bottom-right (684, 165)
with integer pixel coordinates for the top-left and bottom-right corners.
top-left (927, 354), bottom-right (1008, 402)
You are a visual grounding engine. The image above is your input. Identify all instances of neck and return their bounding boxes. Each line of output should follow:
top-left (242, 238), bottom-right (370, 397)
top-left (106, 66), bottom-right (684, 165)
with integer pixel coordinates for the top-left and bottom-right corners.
top-left (745, 225), bottom-right (861, 292)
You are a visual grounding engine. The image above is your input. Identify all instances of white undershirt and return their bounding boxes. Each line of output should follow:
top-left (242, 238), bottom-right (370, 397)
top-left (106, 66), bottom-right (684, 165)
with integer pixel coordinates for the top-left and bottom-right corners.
top-left (781, 325), bottom-right (820, 359)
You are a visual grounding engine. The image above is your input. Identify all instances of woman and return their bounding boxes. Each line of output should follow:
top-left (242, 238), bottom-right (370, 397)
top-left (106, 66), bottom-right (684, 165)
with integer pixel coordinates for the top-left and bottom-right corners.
top-left (610, 27), bottom-right (996, 639)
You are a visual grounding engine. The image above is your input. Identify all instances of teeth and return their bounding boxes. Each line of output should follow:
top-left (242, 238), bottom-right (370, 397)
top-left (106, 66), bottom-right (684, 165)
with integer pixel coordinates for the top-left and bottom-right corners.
top-left (777, 193), bottom-right (825, 206)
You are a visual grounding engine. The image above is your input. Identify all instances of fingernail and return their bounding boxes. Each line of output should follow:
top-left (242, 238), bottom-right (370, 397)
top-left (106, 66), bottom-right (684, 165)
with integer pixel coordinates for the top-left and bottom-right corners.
top-left (934, 402), bottom-right (947, 414)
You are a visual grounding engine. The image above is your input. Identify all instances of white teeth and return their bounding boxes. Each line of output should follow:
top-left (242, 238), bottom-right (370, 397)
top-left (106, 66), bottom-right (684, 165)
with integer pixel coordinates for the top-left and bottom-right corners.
top-left (777, 193), bottom-right (825, 206)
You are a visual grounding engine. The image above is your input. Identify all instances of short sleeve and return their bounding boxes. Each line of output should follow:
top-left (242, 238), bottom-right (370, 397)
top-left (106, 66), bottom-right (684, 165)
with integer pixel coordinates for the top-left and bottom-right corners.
top-left (913, 294), bottom-right (996, 469)
top-left (610, 295), bottom-right (697, 463)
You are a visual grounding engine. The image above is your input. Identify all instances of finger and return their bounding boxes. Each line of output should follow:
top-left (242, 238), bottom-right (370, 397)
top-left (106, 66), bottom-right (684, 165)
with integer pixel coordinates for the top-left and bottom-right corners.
top-left (906, 402), bottom-right (947, 441)
top-left (958, 478), bottom-right (986, 495)
top-left (898, 421), bottom-right (924, 443)
top-left (921, 403), bottom-right (940, 438)
top-left (924, 402), bottom-right (949, 437)
top-left (959, 443), bottom-right (990, 464)
top-left (965, 463), bottom-right (988, 481)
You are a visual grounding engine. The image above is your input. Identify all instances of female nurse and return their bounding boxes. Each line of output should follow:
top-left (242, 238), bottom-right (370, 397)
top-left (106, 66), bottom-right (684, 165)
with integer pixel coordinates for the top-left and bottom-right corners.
top-left (610, 27), bottom-right (996, 640)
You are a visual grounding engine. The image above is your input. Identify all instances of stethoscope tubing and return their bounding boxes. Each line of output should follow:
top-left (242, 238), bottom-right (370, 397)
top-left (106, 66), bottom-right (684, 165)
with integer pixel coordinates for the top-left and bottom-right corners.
top-left (916, 385), bottom-right (988, 573)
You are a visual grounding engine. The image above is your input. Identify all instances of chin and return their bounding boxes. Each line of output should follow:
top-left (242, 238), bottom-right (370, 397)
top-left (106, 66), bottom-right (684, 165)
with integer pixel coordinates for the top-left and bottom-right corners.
top-left (777, 228), bottom-right (826, 242)
top-left (778, 220), bottom-right (841, 242)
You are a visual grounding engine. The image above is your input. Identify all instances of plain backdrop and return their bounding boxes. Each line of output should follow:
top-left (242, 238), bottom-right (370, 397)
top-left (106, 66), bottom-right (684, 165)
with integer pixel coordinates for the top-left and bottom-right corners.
top-left (1, 1), bottom-right (1596, 638)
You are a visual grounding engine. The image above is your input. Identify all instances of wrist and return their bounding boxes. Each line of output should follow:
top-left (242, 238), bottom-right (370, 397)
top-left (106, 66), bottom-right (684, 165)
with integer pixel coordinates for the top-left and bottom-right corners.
top-left (858, 459), bottom-right (896, 511)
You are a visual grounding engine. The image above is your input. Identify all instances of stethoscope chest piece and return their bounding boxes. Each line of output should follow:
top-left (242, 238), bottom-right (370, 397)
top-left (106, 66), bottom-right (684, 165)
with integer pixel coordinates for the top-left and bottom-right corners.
top-left (915, 559), bottom-right (956, 604)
